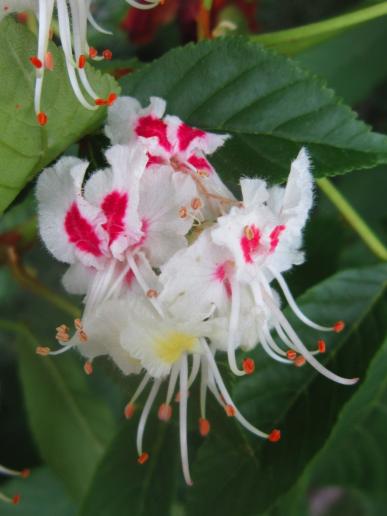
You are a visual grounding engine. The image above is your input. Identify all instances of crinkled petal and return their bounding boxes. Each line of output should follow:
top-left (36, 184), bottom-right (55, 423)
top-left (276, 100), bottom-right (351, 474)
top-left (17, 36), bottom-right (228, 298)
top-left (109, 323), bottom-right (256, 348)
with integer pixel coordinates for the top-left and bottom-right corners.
top-left (62, 261), bottom-right (95, 295)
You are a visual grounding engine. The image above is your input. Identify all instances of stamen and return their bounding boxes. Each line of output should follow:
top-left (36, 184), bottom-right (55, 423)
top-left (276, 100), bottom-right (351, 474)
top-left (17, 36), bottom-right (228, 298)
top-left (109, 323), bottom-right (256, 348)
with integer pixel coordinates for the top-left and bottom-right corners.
top-left (268, 429), bottom-right (281, 442)
top-left (199, 418), bottom-right (210, 437)
top-left (333, 321), bottom-right (345, 333)
top-left (191, 198), bottom-right (202, 210)
top-left (287, 349), bottom-right (297, 360)
top-left (37, 112), bottom-right (48, 126)
top-left (88, 47), bottom-right (98, 58)
top-left (124, 403), bottom-right (135, 419)
top-left (83, 361), bottom-right (93, 375)
top-left (242, 357), bottom-right (255, 375)
top-left (146, 289), bottom-right (158, 298)
top-left (126, 374), bottom-right (150, 419)
top-left (318, 339), bottom-right (326, 353)
top-left (30, 56), bottom-right (43, 69)
top-left (102, 49), bottom-right (112, 60)
top-left (158, 403), bottom-right (172, 422)
top-left (137, 452), bottom-right (149, 465)
top-left (179, 355), bottom-right (193, 486)
top-left (244, 225), bottom-right (254, 240)
top-left (12, 494), bottom-right (21, 505)
top-left (78, 330), bottom-right (88, 343)
top-left (36, 346), bottom-right (51, 356)
top-left (44, 52), bottom-right (54, 70)
top-left (74, 319), bottom-right (83, 330)
top-left (179, 207), bottom-right (188, 218)
top-left (294, 355), bottom-right (306, 368)
top-left (78, 54), bottom-right (86, 68)
top-left (136, 379), bottom-right (161, 456)
top-left (227, 280), bottom-right (246, 376)
top-left (225, 404), bottom-right (236, 417)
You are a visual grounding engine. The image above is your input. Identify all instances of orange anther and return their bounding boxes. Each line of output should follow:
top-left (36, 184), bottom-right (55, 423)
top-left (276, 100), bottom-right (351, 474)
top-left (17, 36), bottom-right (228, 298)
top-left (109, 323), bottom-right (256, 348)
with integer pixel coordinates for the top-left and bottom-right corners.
top-left (107, 92), bottom-right (117, 106)
top-left (146, 289), bottom-right (158, 298)
top-left (20, 469), bottom-right (30, 479)
top-left (124, 403), bottom-right (135, 419)
top-left (268, 429), bottom-right (281, 442)
top-left (78, 330), bottom-right (88, 343)
top-left (74, 319), bottom-right (82, 330)
top-left (333, 320), bottom-right (345, 333)
top-left (83, 361), bottom-right (93, 375)
top-left (36, 346), bottom-right (50, 356)
top-left (317, 339), bottom-right (326, 353)
top-left (244, 225), bottom-right (254, 240)
top-left (37, 112), bottom-right (48, 126)
top-left (103, 49), bottom-right (112, 60)
top-left (158, 403), bottom-right (172, 422)
top-left (242, 357), bottom-right (255, 375)
top-left (179, 207), bottom-right (188, 218)
top-left (88, 47), bottom-right (98, 58)
top-left (225, 404), bottom-right (236, 417)
top-left (287, 349), bottom-right (297, 360)
top-left (198, 170), bottom-right (209, 177)
top-left (95, 98), bottom-right (108, 106)
top-left (137, 452), bottom-right (149, 465)
top-left (294, 355), bottom-right (306, 368)
top-left (78, 54), bottom-right (86, 68)
top-left (12, 495), bottom-right (21, 505)
top-left (199, 418), bottom-right (210, 437)
top-left (191, 197), bottom-right (202, 210)
top-left (29, 56), bottom-right (42, 69)
top-left (44, 51), bottom-right (54, 70)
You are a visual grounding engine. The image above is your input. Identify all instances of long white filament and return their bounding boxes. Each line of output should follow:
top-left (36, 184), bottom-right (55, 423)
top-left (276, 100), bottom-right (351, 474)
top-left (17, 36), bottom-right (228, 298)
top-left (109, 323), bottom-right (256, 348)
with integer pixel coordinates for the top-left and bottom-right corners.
top-left (188, 353), bottom-right (201, 388)
top-left (136, 379), bottom-right (161, 455)
top-left (227, 279), bottom-right (245, 376)
top-left (127, 254), bottom-right (164, 317)
top-left (86, 0), bottom-right (112, 35)
top-left (129, 374), bottom-right (150, 405)
top-left (35, 0), bottom-right (55, 113)
top-left (179, 354), bottom-right (193, 485)
top-left (165, 363), bottom-right (179, 405)
top-left (0, 465), bottom-right (22, 477)
top-left (199, 356), bottom-right (208, 418)
top-left (258, 330), bottom-right (293, 364)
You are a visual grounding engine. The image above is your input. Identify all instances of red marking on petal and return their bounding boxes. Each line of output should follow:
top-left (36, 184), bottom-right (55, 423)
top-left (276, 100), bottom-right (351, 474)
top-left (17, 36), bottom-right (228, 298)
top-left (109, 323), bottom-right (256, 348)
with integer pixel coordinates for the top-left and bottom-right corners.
top-left (20, 469), bottom-right (30, 479)
top-left (44, 51), bottom-right (54, 70)
top-left (225, 405), bottom-right (236, 417)
top-left (37, 112), bottom-right (48, 126)
top-left (137, 452), bottom-right (149, 465)
top-left (214, 262), bottom-right (233, 298)
top-left (240, 224), bottom-right (260, 263)
top-left (78, 54), bottom-right (86, 68)
top-left (158, 403), bottom-right (172, 421)
top-left (146, 153), bottom-right (165, 167)
top-left (243, 357), bottom-right (255, 375)
top-left (101, 191), bottom-right (128, 246)
top-left (177, 123), bottom-right (206, 152)
top-left (64, 203), bottom-right (102, 257)
top-left (317, 339), bottom-right (326, 353)
top-left (12, 495), bottom-right (21, 505)
top-left (29, 55), bottom-right (42, 69)
top-left (187, 154), bottom-right (212, 174)
top-left (102, 49), bottom-right (112, 60)
top-left (268, 429), bottom-right (281, 442)
top-left (269, 224), bottom-right (286, 253)
top-left (88, 47), bottom-right (98, 58)
top-left (136, 115), bottom-right (171, 151)
top-left (125, 269), bottom-right (135, 287)
top-left (199, 418), bottom-right (210, 437)
top-left (214, 263), bottom-right (226, 282)
top-left (124, 403), bottom-right (135, 419)
top-left (333, 320), bottom-right (345, 333)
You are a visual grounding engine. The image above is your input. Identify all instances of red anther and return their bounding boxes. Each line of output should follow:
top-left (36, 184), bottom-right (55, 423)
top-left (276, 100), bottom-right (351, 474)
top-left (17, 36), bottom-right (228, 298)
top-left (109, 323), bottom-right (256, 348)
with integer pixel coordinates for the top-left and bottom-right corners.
top-left (83, 361), bottom-right (93, 375)
top-left (124, 403), bottom-right (135, 419)
top-left (17, 12), bottom-right (28, 23)
top-left (333, 320), bottom-right (345, 333)
top-left (242, 357), bottom-right (255, 375)
top-left (29, 56), bottom-right (42, 69)
top-left (12, 494), bottom-right (20, 505)
top-left (158, 403), bottom-right (172, 422)
top-left (102, 49), bottom-right (113, 60)
top-left (199, 418), bottom-right (210, 437)
top-left (225, 404), bottom-right (236, 417)
top-left (107, 92), bottom-right (117, 106)
top-left (37, 112), bottom-right (48, 126)
top-left (294, 355), bottom-right (306, 368)
top-left (317, 339), bottom-right (326, 353)
top-left (268, 429), bottom-right (281, 442)
top-left (36, 346), bottom-right (50, 356)
top-left (88, 47), bottom-right (98, 58)
top-left (20, 469), bottom-right (30, 479)
top-left (95, 98), bottom-right (108, 106)
top-left (78, 54), bottom-right (86, 68)
top-left (137, 452), bottom-right (149, 465)
top-left (44, 51), bottom-right (54, 71)
top-left (287, 349), bottom-right (297, 360)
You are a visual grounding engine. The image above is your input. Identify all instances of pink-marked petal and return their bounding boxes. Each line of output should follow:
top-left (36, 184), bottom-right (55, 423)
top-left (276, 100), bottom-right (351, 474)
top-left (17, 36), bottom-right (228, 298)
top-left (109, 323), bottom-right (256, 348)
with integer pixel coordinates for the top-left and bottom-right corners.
top-left (135, 115), bottom-right (172, 152)
top-left (101, 191), bottom-right (129, 246)
top-left (177, 123), bottom-right (206, 152)
top-left (64, 202), bottom-right (102, 257)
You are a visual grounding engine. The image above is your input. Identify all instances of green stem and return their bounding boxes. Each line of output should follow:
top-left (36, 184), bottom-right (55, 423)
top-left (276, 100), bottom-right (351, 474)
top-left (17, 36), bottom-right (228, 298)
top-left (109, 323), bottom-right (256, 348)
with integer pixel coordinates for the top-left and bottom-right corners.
top-left (252, 2), bottom-right (387, 54)
top-left (317, 177), bottom-right (387, 261)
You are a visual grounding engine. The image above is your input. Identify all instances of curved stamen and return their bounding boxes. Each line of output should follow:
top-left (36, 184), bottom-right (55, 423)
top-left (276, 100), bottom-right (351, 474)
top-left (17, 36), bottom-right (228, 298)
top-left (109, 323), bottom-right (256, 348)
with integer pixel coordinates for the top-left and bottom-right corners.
top-left (127, 254), bottom-right (164, 317)
top-left (188, 353), bottom-right (201, 388)
top-left (136, 378), bottom-right (161, 456)
top-left (199, 355), bottom-right (209, 419)
top-left (125, 373), bottom-right (150, 418)
top-left (86, 0), bottom-right (113, 35)
top-left (179, 354), bottom-right (193, 486)
top-left (258, 330), bottom-right (293, 364)
top-left (227, 280), bottom-right (245, 376)
top-left (165, 363), bottom-right (179, 406)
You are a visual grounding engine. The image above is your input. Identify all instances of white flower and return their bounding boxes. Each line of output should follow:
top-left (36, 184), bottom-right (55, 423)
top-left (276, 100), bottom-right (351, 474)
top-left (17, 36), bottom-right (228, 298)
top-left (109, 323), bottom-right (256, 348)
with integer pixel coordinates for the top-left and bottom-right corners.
top-left (0, 0), bottom-right (115, 125)
top-left (0, 464), bottom-right (30, 505)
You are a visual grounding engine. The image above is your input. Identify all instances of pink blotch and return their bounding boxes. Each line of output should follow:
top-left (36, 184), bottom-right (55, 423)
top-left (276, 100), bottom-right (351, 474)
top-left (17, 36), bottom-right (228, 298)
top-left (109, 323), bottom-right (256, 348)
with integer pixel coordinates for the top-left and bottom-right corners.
top-left (187, 154), bottom-right (212, 174)
top-left (125, 269), bottom-right (135, 287)
top-left (240, 225), bottom-right (260, 263)
top-left (269, 225), bottom-right (286, 253)
top-left (177, 123), bottom-right (206, 152)
top-left (64, 203), bottom-right (102, 257)
top-left (146, 153), bottom-right (165, 168)
top-left (135, 115), bottom-right (172, 152)
top-left (101, 191), bottom-right (128, 246)
top-left (214, 262), bottom-right (233, 298)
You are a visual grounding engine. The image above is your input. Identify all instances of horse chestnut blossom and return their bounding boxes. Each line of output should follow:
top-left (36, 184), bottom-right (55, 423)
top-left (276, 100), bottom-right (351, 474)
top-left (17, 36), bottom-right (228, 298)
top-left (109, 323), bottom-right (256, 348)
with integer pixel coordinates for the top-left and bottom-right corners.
top-left (0, 0), bottom-right (116, 125)
top-left (35, 96), bottom-right (356, 485)
top-left (0, 464), bottom-right (30, 505)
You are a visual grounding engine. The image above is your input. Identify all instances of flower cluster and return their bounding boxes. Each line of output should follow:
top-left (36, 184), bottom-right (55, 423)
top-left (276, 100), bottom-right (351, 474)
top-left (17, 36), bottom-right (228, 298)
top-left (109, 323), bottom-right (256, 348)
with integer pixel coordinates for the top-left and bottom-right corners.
top-left (0, 464), bottom-right (30, 505)
top-left (1, 0), bottom-right (116, 125)
top-left (36, 96), bottom-right (356, 485)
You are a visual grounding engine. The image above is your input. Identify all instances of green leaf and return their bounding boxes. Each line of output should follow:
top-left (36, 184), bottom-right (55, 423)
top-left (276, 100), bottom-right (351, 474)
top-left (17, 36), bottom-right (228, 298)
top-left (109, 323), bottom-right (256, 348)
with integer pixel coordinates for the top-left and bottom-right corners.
top-left (186, 264), bottom-right (387, 516)
top-left (252, 2), bottom-right (387, 55)
top-left (0, 17), bottom-right (119, 214)
top-left (9, 322), bottom-right (116, 502)
top-left (79, 419), bottom-right (179, 516)
top-left (121, 37), bottom-right (387, 184)
top-left (0, 467), bottom-right (75, 516)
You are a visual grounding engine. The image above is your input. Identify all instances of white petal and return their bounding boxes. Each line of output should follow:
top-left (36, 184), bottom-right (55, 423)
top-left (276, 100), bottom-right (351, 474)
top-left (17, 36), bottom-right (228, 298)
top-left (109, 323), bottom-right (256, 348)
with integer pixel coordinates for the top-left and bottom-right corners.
top-left (62, 262), bottom-right (94, 295)
top-left (240, 177), bottom-right (269, 207)
top-left (105, 96), bottom-right (142, 144)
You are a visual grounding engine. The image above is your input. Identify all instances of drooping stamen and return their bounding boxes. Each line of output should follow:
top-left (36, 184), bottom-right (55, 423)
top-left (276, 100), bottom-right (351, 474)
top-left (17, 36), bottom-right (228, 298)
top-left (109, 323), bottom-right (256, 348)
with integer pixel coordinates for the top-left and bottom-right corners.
top-left (44, 51), bottom-right (54, 70)
top-left (0, 491), bottom-right (20, 505)
top-left (227, 280), bottom-right (246, 376)
top-left (318, 339), bottom-right (326, 353)
top-left (84, 361), bottom-right (93, 375)
top-left (199, 418), bottom-right (210, 437)
top-left (102, 49), bottom-right (112, 60)
top-left (225, 404), bottom-right (236, 417)
top-left (188, 353), bottom-right (201, 388)
top-left (88, 47), bottom-right (98, 58)
top-left (37, 112), bottom-right (48, 126)
top-left (125, 374), bottom-right (150, 419)
top-left (287, 349), bottom-right (297, 360)
top-left (179, 354), bottom-right (193, 486)
top-left (78, 54), bottom-right (86, 68)
top-left (158, 403), bottom-right (172, 422)
top-left (136, 379), bottom-right (161, 457)
top-left (0, 465), bottom-right (30, 478)
top-left (294, 355), bottom-right (306, 368)
top-left (137, 452), bottom-right (149, 465)
top-left (242, 357), bottom-right (255, 375)
top-left (165, 363), bottom-right (179, 406)
top-left (30, 56), bottom-right (43, 69)
top-left (127, 254), bottom-right (164, 317)
top-left (333, 321), bottom-right (345, 333)
top-left (258, 330), bottom-right (294, 365)
top-left (36, 346), bottom-right (51, 356)
top-left (268, 429), bottom-right (281, 442)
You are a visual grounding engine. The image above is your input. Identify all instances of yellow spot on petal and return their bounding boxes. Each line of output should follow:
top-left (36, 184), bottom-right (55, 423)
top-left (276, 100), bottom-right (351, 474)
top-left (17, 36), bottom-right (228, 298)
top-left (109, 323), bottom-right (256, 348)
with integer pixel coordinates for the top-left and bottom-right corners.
top-left (156, 332), bottom-right (198, 364)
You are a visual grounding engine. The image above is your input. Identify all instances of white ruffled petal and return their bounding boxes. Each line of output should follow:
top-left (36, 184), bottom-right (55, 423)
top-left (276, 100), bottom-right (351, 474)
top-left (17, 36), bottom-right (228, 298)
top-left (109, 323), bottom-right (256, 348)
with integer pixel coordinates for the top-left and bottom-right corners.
top-left (105, 96), bottom-right (142, 144)
top-left (62, 262), bottom-right (94, 295)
